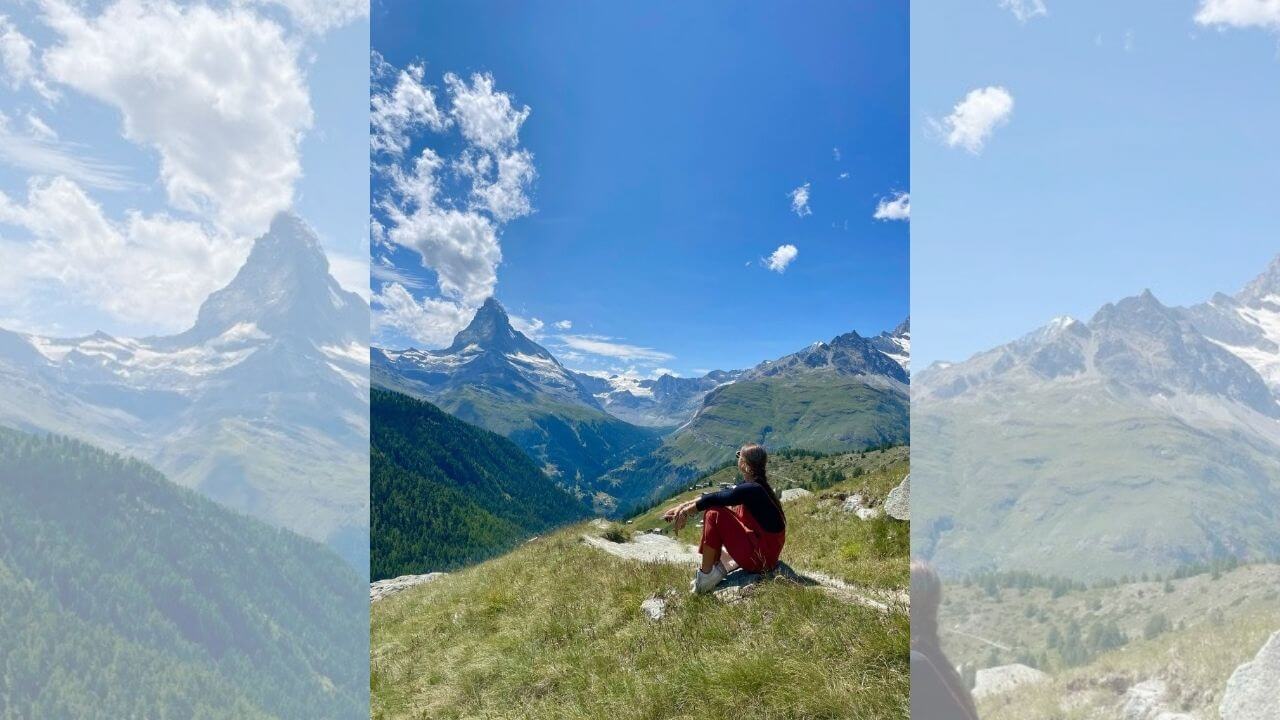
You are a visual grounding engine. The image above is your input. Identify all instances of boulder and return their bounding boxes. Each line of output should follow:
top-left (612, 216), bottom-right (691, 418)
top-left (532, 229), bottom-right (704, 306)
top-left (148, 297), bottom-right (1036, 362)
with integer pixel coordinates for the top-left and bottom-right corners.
top-left (884, 474), bottom-right (910, 521)
top-left (780, 488), bottom-right (812, 503)
top-left (1221, 630), bottom-right (1280, 720)
top-left (972, 663), bottom-right (1049, 700)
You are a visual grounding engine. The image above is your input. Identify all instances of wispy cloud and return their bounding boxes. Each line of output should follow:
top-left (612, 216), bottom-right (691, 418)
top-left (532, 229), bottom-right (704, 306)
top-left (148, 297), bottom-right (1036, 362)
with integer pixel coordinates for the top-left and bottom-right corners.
top-left (874, 192), bottom-right (910, 221)
top-left (0, 113), bottom-right (133, 190)
top-left (789, 182), bottom-right (812, 217)
top-left (932, 86), bottom-right (1014, 154)
top-left (764, 243), bottom-right (798, 273)
top-left (556, 334), bottom-right (675, 363)
top-left (553, 319), bottom-right (572, 330)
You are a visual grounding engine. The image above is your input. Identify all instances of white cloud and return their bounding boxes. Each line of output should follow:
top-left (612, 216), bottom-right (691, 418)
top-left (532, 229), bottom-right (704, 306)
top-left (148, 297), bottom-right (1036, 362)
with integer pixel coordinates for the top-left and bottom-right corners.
top-left (510, 314), bottom-right (544, 339)
top-left (327, 251), bottom-right (370, 301)
top-left (832, 146), bottom-right (841, 161)
top-left (0, 111), bottom-right (132, 190)
top-left (42, 0), bottom-right (312, 235)
top-left (934, 86), bottom-right (1014, 154)
top-left (457, 146), bottom-right (536, 222)
top-left (553, 319), bottom-right (572, 330)
top-left (1123, 29), bottom-right (1136, 52)
top-left (999, 0), bottom-right (1047, 22)
top-left (0, 15), bottom-right (56, 101)
top-left (247, 0), bottom-right (368, 34)
top-left (765, 244), bottom-right (798, 273)
top-left (383, 203), bottom-right (501, 306)
top-left (371, 282), bottom-right (471, 348)
top-left (372, 61), bottom-right (537, 348)
top-left (369, 59), bottom-right (449, 156)
top-left (1194, 0), bottom-right (1280, 30)
top-left (0, 176), bottom-right (246, 332)
top-left (873, 192), bottom-right (910, 221)
top-left (444, 72), bottom-right (531, 152)
top-left (789, 182), bottom-right (811, 217)
top-left (557, 334), bottom-right (675, 363)
top-left (838, 172), bottom-right (850, 180)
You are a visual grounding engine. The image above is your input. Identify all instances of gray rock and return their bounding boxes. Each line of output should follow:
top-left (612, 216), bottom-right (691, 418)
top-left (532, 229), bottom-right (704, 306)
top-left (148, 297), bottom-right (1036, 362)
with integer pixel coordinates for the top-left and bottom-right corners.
top-left (640, 596), bottom-right (667, 621)
top-left (884, 474), bottom-right (910, 521)
top-left (856, 506), bottom-right (882, 520)
top-left (1221, 630), bottom-right (1280, 720)
top-left (841, 494), bottom-right (866, 513)
top-left (1121, 679), bottom-right (1174, 720)
top-left (780, 488), bottom-right (812, 502)
top-left (972, 663), bottom-right (1049, 700)
top-left (370, 572), bottom-right (448, 602)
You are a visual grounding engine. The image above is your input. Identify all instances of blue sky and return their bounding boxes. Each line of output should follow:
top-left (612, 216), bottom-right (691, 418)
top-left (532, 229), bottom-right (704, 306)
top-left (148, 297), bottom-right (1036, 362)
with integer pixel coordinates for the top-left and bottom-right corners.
top-left (0, 1), bottom-right (368, 337)
top-left (912, 0), bottom-right (1280, 368)
top-left (370, 1), bottom-right (908, 378)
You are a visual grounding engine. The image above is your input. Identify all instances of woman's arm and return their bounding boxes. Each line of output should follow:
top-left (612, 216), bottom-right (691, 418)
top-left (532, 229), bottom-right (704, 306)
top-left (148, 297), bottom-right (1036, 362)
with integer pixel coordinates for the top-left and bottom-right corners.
top-left (661, 499), bottom-right (699, 532)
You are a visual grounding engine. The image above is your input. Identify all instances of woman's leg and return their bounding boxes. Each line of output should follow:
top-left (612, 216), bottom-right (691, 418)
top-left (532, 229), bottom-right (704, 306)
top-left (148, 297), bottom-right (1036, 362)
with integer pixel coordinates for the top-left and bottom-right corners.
top-left (700, 508), bottom-right (765, 573)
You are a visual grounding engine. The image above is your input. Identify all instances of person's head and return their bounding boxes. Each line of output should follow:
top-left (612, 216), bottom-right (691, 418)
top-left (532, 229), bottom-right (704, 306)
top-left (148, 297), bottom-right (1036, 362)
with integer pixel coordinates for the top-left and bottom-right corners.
top-left (736, 443), bottom-right (768, 482)
top-left (910, 559), bottom-right (943, 649)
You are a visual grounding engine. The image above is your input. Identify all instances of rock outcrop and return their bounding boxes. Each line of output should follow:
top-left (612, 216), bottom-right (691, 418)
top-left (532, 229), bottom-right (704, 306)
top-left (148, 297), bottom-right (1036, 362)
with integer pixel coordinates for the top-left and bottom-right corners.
top-left (972, 663), bottom-right (1049, 700)
top-left (370, 572), bottom-right (448, 602)
top-left (1221, 630), bottom-right (1280, 720)
top-left (884, 474), bottom-right (909, 521)
top-left (780, 488), bottom-right (813, 502)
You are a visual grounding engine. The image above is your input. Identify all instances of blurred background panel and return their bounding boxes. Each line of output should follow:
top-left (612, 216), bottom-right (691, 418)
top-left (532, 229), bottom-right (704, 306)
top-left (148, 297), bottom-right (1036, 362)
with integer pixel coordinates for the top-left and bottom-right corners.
top-left (911, 2), bottom-right (1280, 719)
top-left (0, 1), bottom-right (370, 717)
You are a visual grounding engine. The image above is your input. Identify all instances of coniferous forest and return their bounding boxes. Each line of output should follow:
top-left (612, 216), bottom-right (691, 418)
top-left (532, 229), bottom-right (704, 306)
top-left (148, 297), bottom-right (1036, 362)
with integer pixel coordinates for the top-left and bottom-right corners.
top-left (371, 388), bottom-right (590, 581)
top-left (0, 428), bottom-right (366, 719)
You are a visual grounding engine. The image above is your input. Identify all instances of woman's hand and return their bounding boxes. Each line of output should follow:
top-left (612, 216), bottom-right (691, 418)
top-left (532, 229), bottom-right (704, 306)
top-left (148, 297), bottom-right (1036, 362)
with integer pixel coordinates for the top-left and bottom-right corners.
top-left (662, 500), bottom-right (698, 532)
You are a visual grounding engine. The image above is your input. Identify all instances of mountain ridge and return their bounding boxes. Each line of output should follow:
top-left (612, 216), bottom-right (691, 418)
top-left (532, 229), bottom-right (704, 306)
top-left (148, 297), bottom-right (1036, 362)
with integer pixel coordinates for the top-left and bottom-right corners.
top-left (915, 253), bottom-right (1280, 580)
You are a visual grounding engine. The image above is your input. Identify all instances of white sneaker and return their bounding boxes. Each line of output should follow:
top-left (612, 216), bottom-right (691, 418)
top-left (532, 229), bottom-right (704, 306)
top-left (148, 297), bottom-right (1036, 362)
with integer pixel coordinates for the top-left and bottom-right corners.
top-left (690, 564), bottom-right (727, 594)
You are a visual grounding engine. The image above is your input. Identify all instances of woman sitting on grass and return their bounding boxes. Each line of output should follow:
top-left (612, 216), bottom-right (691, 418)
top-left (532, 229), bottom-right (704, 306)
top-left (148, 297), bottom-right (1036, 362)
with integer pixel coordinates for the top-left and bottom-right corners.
top-left (662, 443), bottom-right (787, 594)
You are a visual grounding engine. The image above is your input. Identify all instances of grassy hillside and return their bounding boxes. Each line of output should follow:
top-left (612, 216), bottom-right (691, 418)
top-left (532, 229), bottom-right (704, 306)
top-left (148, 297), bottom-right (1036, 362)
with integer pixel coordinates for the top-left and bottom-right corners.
top-left (666, 375), bottom-right (909, 469)
top-left (372, 388), bottom-right (590, 581)
top-left (370, 449), bottom-right (911, 719)
top-left (0, 428), bottom-right (366, 719)
top-left (600, 376), bottom-right (909, 511)
top-left (936, 562), bottom-right (1280, 718)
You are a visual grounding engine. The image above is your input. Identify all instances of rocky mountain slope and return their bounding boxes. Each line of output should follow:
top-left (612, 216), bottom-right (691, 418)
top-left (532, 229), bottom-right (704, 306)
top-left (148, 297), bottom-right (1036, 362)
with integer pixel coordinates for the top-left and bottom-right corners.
top-left (372, 299), bottom-right (661, 511)
top-left (0, 214), bottom-right (370, 568)
top-left (915, 254), bottom-right (1280, 580)
top-left (571, 369), bottom-right (744, 428)
top-left (374, 301), bottom-right (910, 514)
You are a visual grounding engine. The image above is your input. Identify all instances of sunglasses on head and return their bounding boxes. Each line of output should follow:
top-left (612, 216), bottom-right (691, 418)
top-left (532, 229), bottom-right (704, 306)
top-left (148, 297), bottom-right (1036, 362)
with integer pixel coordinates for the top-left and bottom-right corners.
top-left (735, 450), bottom-right (742, 458)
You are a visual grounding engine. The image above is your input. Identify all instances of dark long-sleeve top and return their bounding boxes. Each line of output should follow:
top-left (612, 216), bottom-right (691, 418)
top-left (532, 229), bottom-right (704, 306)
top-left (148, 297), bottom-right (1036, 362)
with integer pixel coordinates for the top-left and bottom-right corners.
top-left (695, 481), bottom-right (785, 533)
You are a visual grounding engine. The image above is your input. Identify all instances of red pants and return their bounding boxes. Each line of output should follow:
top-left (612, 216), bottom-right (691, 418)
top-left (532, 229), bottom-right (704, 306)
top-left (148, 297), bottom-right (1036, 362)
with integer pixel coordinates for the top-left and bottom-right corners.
top-left (699, 505), bottom-right (785, 572)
